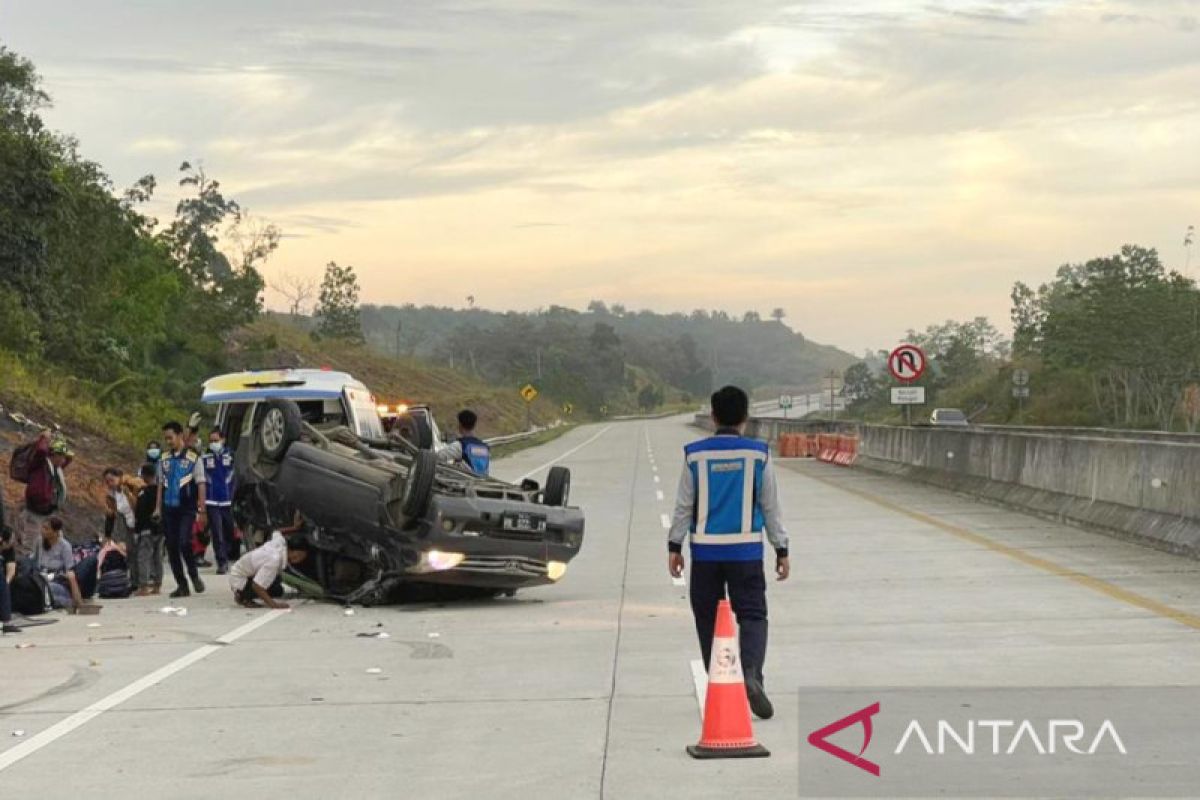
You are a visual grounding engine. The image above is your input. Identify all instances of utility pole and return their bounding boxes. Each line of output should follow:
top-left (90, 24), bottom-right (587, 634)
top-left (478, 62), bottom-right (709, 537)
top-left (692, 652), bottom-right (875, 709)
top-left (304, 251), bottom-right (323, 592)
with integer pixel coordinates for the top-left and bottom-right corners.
top-left (826, 369), bottom-right (839, 422)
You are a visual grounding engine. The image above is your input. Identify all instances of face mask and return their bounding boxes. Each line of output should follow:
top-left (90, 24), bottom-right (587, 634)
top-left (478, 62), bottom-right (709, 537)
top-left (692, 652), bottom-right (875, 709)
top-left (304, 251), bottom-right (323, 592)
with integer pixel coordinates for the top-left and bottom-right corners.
top-left (209, 442), bottom-right (224, 454)
top-left (146, 448), bottom-right (161, 461)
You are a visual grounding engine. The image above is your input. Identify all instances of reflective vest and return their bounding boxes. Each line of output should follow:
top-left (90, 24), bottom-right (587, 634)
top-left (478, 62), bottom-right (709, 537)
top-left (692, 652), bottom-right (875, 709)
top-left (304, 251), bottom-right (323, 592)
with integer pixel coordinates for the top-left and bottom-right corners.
top-left (684, 435), bottom-right (769, 562)
top-left (161, 449), bottom-right (200, 510)
top-left (202, 450), bottom-right (235, 506)
top-left (459, 436), bottom-right (491, 476)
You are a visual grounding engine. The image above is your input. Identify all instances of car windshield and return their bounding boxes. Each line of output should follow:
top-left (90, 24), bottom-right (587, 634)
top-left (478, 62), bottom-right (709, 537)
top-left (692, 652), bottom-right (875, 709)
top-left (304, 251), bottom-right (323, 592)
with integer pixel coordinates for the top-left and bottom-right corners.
top-left (936, 409), bottom-right (967, 422)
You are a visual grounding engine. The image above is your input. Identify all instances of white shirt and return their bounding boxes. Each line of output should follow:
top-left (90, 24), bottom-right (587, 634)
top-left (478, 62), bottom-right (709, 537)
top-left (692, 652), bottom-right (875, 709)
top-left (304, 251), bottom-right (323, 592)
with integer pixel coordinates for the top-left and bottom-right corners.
top-left (111, 489), bottom-right (135, 529)
top-left (229, 531), bottom-right (288, 592)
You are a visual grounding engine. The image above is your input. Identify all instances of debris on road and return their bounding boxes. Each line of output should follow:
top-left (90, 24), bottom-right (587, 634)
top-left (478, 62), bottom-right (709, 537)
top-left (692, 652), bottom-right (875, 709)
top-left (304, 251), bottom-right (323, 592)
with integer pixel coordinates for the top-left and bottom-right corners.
top-left (15, 642), bottom-right (35, 649)
top-left (87, 622), bottom-right (102, 628)
top-left (343, 608), bottom-right (355, 616)
top-left (159, 607), bottom-right (188, 617)
top-left (10, 730), bottom-right (25, 737)
top-left (355, 632), bottom-right (390, 639)
top-left (365, 667), bottom-right (383, 674)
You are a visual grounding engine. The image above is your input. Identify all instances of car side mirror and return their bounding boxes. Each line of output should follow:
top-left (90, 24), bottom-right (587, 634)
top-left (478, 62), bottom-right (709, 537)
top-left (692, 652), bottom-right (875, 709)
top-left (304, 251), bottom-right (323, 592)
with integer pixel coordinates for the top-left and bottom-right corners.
top-left (521, 479), bottom-right (540, 492)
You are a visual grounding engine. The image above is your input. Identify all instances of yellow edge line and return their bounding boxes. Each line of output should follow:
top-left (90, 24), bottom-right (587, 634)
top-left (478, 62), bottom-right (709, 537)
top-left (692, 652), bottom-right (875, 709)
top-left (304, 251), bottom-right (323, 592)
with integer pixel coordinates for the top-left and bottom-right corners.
top-left (790, 465), bottom-right (1200, 632)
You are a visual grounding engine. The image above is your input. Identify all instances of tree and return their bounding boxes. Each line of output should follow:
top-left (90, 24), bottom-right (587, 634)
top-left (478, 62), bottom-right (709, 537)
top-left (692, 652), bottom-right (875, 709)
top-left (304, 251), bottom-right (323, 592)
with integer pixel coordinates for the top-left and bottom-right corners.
top-left (771, 308), bottom-right (786, 323)
top-left (742, 311), bottom-right (761, 323)
top-left (315, 261), bottom-right (364, 342)
top-left (843, 362), bottom-right (879, 404)
top-left (272, 271), bottom-right (317, 317)
top-left (587, 300), bottom-right (609, 315)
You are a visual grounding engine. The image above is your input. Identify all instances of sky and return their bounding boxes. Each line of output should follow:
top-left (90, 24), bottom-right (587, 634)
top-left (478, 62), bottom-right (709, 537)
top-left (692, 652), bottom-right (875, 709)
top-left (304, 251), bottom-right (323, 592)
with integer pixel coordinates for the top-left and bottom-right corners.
top-left (3, 0), bottom-right (1199, 354)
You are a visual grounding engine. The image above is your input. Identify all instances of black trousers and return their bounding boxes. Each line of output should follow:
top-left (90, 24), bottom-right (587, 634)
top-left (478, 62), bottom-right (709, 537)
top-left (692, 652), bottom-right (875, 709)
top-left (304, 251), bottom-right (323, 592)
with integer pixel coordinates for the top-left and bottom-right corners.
top-left (163, 507), bottom-right (200, 589)
top-left (689, 559), bottom-right (768, 683)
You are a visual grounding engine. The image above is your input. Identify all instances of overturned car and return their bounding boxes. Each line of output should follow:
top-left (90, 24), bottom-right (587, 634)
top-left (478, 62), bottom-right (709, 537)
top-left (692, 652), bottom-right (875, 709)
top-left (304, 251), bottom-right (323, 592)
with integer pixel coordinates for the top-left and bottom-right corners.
top-left (203, 370), bottom-right (584, 604)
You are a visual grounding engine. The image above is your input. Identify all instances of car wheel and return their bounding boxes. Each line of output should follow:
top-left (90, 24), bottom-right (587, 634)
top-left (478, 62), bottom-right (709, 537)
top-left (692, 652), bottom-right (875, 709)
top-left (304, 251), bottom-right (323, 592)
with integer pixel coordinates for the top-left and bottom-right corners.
top-left (409, 413), bottom-right (435, 449)
top-left (257, 399), bottom-right (302, 461)
top-left (401, 449), bottom-right (438, 519)
top-left (543, 466), bottom-right (571, 507)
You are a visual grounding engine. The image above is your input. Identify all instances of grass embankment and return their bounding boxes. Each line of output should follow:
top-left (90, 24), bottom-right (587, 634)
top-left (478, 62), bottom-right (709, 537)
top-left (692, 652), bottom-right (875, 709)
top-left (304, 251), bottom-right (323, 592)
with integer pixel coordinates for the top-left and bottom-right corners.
top-left (232, 318), bottom-right (565, 435)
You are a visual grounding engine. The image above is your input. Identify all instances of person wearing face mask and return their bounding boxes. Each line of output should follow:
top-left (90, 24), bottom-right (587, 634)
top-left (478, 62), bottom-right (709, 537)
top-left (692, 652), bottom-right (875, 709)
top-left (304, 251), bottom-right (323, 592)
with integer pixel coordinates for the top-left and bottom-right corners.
top-left (201, 428), bottom-right (236, 575)
top-left (145, 440), bottom-right (163, 466)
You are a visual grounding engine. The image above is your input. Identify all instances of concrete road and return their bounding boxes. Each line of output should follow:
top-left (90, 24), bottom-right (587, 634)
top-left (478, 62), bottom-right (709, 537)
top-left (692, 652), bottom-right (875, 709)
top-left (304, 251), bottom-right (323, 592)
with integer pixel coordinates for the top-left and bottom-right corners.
top-left (3, 416), bottom-right (1200, 798)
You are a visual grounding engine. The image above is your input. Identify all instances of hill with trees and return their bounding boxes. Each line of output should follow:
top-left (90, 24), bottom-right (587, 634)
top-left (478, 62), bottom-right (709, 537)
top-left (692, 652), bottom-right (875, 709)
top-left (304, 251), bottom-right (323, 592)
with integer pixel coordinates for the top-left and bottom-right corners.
top-left (357, 303), bottom-right (856, 414)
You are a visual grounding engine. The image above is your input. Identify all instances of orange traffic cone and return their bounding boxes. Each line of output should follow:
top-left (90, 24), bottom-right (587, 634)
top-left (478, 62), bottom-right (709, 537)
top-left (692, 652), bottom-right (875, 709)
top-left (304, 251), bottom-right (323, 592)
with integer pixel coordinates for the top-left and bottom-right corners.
top-left (687, 599), bottom-right (771, 759)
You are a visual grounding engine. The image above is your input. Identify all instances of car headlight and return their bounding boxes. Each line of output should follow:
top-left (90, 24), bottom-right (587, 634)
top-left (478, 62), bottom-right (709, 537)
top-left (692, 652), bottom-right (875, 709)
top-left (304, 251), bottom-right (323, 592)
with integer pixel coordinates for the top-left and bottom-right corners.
top-left (547, 561), bottom-right (567, 581)
top-left (423, 550), bottom-right (465, 571)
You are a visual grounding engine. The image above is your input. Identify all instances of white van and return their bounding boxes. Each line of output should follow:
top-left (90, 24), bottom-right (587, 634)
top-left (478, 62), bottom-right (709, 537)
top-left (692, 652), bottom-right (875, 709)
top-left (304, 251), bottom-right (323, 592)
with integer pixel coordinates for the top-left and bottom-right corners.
top-left (202, 368), bottom-right (386, 448)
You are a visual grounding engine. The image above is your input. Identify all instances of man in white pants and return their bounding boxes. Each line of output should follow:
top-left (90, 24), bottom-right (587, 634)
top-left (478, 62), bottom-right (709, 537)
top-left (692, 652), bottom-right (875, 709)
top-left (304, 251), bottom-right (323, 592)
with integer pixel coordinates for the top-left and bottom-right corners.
top-left (228, 531), bottom-right (306, 610)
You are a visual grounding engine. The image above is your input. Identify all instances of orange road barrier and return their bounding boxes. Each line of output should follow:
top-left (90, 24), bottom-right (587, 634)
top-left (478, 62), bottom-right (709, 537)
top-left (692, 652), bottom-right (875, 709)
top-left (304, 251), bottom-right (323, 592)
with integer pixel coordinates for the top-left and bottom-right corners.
top-left (687, 599), bottom-right (771, 760)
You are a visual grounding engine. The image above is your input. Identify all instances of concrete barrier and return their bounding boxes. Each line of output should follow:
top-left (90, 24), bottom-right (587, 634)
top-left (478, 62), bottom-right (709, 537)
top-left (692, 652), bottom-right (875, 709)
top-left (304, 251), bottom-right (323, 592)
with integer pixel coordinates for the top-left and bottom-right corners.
top-left (854, 425), bottom-right (1200, 558)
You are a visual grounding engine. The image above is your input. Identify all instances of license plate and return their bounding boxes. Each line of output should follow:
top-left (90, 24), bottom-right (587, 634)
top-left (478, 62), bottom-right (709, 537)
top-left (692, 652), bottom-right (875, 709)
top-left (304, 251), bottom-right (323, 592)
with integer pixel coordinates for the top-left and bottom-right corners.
top-left (502, 512), bottom-right (546, 533)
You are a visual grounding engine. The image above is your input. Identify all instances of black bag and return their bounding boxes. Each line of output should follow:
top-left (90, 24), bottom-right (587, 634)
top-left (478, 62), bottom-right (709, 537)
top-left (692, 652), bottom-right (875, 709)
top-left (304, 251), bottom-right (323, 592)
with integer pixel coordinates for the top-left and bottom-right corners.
top-left (97, 568), bottom-right (132, 599)
top-left (9, 441), bottom-right (36, 483)
top-left (11, 564), bottom-right (53, 615)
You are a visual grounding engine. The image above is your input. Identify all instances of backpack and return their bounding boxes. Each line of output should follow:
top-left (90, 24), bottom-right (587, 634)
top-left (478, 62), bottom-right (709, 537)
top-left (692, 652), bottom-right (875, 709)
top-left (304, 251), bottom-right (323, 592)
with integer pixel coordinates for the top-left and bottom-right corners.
top-left (97, 568), bottom-right (132, 599)
top-left (9, 441), bottom-right (36, 483)
top-left (10, 561), bottom-right (53, 615)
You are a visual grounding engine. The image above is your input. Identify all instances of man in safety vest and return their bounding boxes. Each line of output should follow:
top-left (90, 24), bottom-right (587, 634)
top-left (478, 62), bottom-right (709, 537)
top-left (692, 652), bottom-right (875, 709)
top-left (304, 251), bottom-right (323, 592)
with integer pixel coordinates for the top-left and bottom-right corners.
top-left (668, 385), bottom-right (790, 720)
top-left (202, 428), bottom-right (237, 574)
top-left (438, 409), bottom-right (491, 476)
top-left (155, 420), bottom-right (207, 598)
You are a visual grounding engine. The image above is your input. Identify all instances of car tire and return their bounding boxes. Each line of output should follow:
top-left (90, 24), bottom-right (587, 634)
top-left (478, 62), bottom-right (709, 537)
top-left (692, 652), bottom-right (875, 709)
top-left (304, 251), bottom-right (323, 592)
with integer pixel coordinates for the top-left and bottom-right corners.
top-left (401, 449), bottom-right (438, 519)
top-left (410, 413), bottom-right (434, 449)
top-left (543, 466), bottom-right (571, 507)
top-left (256, 399), bottom-right (303, 462)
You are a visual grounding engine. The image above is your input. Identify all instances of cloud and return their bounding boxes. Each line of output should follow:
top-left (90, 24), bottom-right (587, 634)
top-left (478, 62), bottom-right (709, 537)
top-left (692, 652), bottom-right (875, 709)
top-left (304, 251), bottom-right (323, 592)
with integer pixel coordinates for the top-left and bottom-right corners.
top-left (5, 0), bottom-right (1200, 352)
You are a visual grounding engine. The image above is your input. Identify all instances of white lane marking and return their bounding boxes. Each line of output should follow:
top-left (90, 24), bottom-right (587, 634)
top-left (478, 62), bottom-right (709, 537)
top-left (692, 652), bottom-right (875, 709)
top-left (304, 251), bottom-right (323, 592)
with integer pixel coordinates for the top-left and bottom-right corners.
top-left (653, 475), bottom-right (660, 484)
top-left (656, 490), bottom-right (664, 501)
top-left (660, 513), bottom-right (671, 529)
top-left (0, 609), bottom-right (290, 772)
top-left (690, 659), bottom-right (708, 718)
top-left (518, 425), bottom-right (614, 481)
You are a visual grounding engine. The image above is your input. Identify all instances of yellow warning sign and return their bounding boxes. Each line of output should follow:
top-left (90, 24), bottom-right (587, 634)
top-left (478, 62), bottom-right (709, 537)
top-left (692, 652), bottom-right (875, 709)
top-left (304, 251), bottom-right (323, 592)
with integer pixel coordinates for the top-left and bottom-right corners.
top-left (520, 384), bottom-right (539, 403)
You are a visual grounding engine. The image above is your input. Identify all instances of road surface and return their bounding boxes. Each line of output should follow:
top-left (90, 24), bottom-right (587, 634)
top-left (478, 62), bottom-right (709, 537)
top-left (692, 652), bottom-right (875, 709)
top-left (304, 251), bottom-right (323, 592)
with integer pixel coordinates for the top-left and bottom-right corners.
top-left (3, 416), bottom-right (1200, 798)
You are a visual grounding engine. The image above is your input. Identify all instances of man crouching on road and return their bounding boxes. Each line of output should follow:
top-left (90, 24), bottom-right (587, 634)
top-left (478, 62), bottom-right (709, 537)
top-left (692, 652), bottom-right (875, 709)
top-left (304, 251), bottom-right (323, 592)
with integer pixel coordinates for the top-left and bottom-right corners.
top-left (668, 385), bottom-right (790, 720)
top-left (229, 530), bottom-right (307, 610)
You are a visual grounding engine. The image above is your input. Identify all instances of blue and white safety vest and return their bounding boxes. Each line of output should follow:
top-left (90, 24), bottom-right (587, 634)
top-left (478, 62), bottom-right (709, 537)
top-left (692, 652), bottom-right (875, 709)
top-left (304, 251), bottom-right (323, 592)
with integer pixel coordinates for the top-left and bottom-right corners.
top-left (684, 435), bottom-right (769, 562)
top-left (459, 436), bottom-right (491, 476)
top-left (202, 450), bottom-right (235, 506)
top-left (161, 449), bottom-right (200, 510)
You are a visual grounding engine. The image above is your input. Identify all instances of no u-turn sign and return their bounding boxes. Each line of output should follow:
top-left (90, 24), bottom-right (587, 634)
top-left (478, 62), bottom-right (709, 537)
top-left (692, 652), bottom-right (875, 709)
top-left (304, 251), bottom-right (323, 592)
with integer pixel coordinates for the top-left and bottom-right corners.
top-left (887, 344), bottom-right (927, 383)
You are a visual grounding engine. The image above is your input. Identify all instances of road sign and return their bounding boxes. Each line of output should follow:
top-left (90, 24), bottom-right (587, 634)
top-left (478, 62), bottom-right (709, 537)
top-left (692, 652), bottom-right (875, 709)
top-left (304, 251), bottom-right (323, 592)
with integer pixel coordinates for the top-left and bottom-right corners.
top-left (1012, 387), bottom-right (1030, 398)
top-left (779, 395), bottom-right (794, 410)
top-left (1012, 369), bottom-right (1030, 387)
top-left (562, 402), bottom-right (574, 415)
top-left (891, 386), bottom-right (926, 405)
top-left (888, 344), bottom-right (927, 383)
top-left (520, 384), bottom-right (538, 403)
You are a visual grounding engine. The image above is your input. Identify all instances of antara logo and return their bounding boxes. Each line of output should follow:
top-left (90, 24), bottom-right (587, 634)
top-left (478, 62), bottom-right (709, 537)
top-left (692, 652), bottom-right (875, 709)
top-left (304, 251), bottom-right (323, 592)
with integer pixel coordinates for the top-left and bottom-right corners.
top-left (807, 702), bottom-right (882, 777)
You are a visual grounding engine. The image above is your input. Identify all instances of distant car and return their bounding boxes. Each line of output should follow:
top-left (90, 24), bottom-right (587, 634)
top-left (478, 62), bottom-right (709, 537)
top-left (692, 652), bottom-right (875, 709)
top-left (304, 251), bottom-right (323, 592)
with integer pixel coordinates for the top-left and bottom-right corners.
top-left (929, 408), bottom-right (970, 427)
top-left (201, 369), bottom-right (584, 604)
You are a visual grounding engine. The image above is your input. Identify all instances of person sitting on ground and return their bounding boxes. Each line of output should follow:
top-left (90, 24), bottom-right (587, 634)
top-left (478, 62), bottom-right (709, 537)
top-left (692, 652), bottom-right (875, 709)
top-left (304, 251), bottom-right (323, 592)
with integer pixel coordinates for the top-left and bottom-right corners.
top-left (34, 517), bottom-right (92, 613)
top-left (229, 529), bottom-right (306, 610)
top-left (133, 463), bottom-right (163, 596)
top-left (437, 409), bottom-right (491, 476)
top-left (1, 489), bottom-right (19, 634)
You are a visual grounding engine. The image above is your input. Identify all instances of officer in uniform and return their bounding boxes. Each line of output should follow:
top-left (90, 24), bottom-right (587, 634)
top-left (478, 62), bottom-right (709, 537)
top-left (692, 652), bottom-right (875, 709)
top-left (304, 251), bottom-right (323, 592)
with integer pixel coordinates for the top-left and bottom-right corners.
top-left (437, 409), bottom-right (491, 476)
top-left (202, 428), bottom-right (237, 574)
top-left (669, 385), bottom-right (790, 720)
top-left (155, 420), bottom-right (207, 598)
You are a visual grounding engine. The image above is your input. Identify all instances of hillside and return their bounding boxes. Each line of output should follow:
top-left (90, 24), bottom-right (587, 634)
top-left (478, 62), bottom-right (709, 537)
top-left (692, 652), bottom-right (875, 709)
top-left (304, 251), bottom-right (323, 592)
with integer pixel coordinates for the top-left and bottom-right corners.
top-left (229, 317), bottom-right (565, 434)
top-left (358, 303), bottom-right (855, 404)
